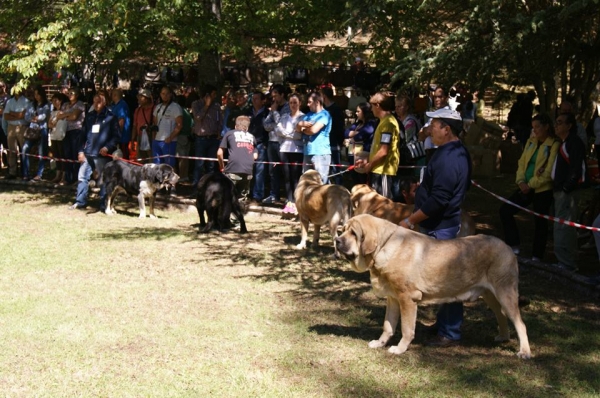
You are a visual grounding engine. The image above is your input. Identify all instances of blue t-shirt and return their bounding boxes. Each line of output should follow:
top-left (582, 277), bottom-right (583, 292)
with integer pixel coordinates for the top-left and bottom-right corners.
top-left (303, 109), bottom-right (331, 156)
top-left (112, 99), bottom-right (131, 144)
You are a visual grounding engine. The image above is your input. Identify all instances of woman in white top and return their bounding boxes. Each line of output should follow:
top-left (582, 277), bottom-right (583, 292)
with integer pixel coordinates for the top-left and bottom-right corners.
top-left (275, 93), bottom-right (305, 214)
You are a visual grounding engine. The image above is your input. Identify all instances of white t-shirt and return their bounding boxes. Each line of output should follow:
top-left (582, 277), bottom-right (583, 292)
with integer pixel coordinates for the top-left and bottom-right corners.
top-left (153, 102), bottom-right (182, 141)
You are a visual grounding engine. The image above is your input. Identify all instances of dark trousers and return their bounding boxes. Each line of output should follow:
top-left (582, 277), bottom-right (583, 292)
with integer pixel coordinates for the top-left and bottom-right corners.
top-left (329, 149), bottom-right (342, 185)
top-left (192, 136), bottom-right (219, 186)
top-left (279, 152), bottom-right (303, 203)
top-left (267, 141), bottom-right (281, 199)
top-left (63, 129), bottom-right (83, 184)
top-left (499, 188), bottom-right (553, 259)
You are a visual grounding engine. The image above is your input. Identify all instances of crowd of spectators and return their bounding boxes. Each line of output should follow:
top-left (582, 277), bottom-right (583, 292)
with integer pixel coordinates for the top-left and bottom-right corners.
top-left (0, 77), bottom-right (599, 285)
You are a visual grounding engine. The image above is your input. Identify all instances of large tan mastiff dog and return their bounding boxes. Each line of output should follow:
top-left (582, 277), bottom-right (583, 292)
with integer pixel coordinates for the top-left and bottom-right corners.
top-left (335, 214), bottom-right (531, 359)
top-left (351, 184), bottom-right (476, 237)
top-left (294, 170), bottom-right (352, 257)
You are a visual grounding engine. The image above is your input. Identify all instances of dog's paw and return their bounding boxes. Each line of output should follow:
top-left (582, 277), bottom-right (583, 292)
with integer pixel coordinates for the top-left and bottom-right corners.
top-left (387, 345), bottom-right (408, 355)
top-left (494, 334), bottom-right (510, 342)
top-left (517, 350), bottom-right (531, 360)
top-left (138, 214), bottom-right (146, 219)
top-left (368, 339), bottom-right (386, 349)
top-left (149, 214), bottom-right (157, 219)
top-left (296, 243), bottom-right (306, 250)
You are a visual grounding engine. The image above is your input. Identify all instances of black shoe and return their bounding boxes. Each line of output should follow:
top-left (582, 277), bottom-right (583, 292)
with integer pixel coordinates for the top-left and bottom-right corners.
top-left (426, 335), bottom-right (459, 347)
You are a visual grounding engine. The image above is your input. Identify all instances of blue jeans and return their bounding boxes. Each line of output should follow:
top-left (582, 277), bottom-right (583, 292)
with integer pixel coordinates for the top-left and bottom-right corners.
top-left (192, 136), bottom-right (219, 186)
top-left (74, 155), bottom-right (110, 209)
top-left (22, 128), bottom-right (48, 178)
top-left (252, 143), bottom-right (268, 200)
top-left (329, 149), bottom-right (342, 185)
top-left (303, 154), bottom-right (331, 184)
top-left (152, 140), bottom-right (177, 167)
top-left (64, 129), bottom-right (83, 184)
top-left (267, 141), bottom-right (281, 199)
top-left (421, 224), bottom-right (463, 341)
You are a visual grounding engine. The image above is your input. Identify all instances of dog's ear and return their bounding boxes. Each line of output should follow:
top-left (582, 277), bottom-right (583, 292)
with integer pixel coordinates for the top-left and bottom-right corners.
top-left (359, 218), bottom-right (378, 256)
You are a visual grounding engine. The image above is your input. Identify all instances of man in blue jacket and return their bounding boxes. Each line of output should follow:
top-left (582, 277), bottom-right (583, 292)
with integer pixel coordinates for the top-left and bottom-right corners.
top-left (70, 92), bottom-right (120, 210)
top-left (400, 108), bottom-right (472, 347)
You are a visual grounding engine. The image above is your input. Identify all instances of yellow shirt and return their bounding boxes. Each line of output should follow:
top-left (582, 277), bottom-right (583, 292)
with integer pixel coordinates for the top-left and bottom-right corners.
top-left (369, 114), bottom-right (400, 175)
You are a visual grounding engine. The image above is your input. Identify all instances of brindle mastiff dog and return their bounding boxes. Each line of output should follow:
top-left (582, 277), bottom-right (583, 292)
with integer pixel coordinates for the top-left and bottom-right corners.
top-left (335, 214), bottom-right (531, 359)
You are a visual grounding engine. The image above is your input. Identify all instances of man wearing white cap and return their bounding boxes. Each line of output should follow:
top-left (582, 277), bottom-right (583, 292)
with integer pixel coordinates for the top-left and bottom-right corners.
top-left (400, 108), bottom-right (472, 348)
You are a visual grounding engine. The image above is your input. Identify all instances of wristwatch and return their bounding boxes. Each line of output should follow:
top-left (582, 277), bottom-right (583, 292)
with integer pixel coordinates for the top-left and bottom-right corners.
top-left (403, 217), bottom-right (415, 230)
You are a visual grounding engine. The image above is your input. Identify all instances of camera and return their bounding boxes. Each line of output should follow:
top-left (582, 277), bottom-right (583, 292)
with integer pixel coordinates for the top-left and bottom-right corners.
top-left (142, 125), bottom-right (159, 133)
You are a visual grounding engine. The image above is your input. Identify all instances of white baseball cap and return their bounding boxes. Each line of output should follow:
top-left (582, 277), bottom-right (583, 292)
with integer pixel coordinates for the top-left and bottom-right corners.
top-left (425, 108), bottom-right (462, 121)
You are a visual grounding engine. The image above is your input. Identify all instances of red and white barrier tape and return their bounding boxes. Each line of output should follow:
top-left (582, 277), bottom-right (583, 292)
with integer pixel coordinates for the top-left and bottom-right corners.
top-left (9, 148), bottom-right (599, 232)
top-left (471, 180), bottom-right (599, 232)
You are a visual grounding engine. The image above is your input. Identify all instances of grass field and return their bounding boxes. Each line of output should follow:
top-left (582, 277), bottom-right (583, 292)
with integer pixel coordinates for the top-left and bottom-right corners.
top-left (0, 183), bottom-right (599, 397)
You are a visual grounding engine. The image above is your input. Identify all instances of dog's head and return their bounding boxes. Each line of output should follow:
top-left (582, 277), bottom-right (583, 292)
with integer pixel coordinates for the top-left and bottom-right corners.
top-left (298, 169), bottom-right (323, 186)
top-left (143, 164), bottom-right (180, 188)
top-left (350, 184), bottom-right (375, 211)
top-left (335, 214), bottom-right (382, 273)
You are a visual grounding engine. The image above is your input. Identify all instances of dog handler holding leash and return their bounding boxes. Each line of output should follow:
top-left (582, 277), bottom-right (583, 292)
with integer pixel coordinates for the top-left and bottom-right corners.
top-left (399, 108), bottom-right (472, 348)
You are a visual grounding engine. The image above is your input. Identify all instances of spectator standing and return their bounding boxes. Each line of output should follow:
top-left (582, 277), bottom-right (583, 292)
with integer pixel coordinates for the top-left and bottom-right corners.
top-left (499, 113), bottom-right (560, 261)
top-left (153, 85), bottom-right (182, 167)
top-left (263, 85), bottom-right (290, 204)
top-left (296, 92), bottom-right (332, 184)
top-left (175, 95), bottom-right (193, 182)
top-left (321, 87), bottom-right (345, 185)
top-left (131, 89), bottom-right (154, 163)
top-left (247, 91), bottom-right (269, 203)
top-left (355, 91), bottom-right (400, 199)
top-left (69, 92), bottom-right (120, 210)
top-left (559, 100), bottom-right (589, 154)
top-left (551, 112), bottom-right (587, 272)
top-left (48, 93), bottom-right (69, 183)
top-left (0, 81), bottom-right (9, 168)
top-left (507, 90), bottom-right (535, 146)
top-left (22, 86), bottom-right (51, 181)
top-left (111, 88), bottom-right (132, 160)
top-left (191, 84), bottom-right (222, 190)
top-left (56, 87), bottom-right (85, 184)
top-left (344, 102), bottom-right (377, 185)
top-left (3, 86), bottom-right (31, 179)
top-left (217, 115), bottom-right (257, 200)
top-left (275, 93), bottom-right (305, 214)
top-left (400, 108), bottom-right (472, 347)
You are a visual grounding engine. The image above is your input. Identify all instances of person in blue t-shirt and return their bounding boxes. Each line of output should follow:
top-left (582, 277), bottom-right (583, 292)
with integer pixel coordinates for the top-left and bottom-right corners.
top-left (296, 92), bottom-right (331, 183)
top-left (111, 88), bottom-right (132, 160)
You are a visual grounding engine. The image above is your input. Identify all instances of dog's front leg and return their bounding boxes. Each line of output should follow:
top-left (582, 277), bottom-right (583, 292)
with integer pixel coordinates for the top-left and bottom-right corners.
top-left (138, 193), bottom-right (147, 218)
top-left (296, 218), bottom-right (310, 250)
top-left (369, 296), bottom-right (400, 349)
top-left (148, 194), bottom-right (156, 219)
top-left (388, 296), bottom-right (418, 355)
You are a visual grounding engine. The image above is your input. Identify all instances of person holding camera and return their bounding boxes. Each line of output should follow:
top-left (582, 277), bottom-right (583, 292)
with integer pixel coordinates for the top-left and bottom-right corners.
top-left (152, 85), bottom-right (182, 166)
top-left (132, 88), bottom-right (154, 163)
top-left (191, 84), bottom-right (222, 192)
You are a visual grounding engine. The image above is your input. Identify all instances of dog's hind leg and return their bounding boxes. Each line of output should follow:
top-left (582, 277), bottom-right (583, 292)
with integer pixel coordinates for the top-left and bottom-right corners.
top-left (369, 296), bottom-right (400, 350)
top-left (232, 201), bottom-right (247, 233)
top-left (488, 286), bottom-right (531, 359)
top-left (388, 296), bottom-right (418, 355)
top-left (482, 290), bottom-right (510, 342)
top-left (329, 213), bottom-right (343, 257)
top-left (312, 225), bottom-right (321, 249)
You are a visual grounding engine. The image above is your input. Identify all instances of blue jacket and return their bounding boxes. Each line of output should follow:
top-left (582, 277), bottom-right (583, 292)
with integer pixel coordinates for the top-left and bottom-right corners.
top-left (415, 140), bottom-right (472, 230)
top-left (80, 107), bottom-right (120, 156)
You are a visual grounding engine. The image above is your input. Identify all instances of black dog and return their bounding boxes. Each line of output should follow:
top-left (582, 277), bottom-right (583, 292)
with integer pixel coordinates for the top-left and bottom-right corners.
top-left (102, 161), bottom-right (179, 218)
top-left (196, 172), bottom-right (247, 233)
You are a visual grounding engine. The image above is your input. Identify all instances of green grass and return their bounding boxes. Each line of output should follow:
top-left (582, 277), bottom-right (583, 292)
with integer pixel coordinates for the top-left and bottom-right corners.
top-left (0, 186), bottom-right (598, 397)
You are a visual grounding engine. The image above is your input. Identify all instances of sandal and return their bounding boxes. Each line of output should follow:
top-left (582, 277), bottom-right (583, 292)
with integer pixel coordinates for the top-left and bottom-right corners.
top-left (32, 176), bottom-right (41, 182)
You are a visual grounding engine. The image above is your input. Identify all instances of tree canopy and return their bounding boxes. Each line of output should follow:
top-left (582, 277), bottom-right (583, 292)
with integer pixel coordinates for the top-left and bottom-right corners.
top-left (1, 0), bottom-right (599, 117)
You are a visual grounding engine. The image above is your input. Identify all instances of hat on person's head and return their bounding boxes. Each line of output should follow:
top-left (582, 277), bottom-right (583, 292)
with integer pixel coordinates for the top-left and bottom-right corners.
top-left (426, 108), bottom-right (462, 121)
top-left (426, 108), bottom-right (463, 135)
top-left (138, 88), bottom-right (152, 98)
